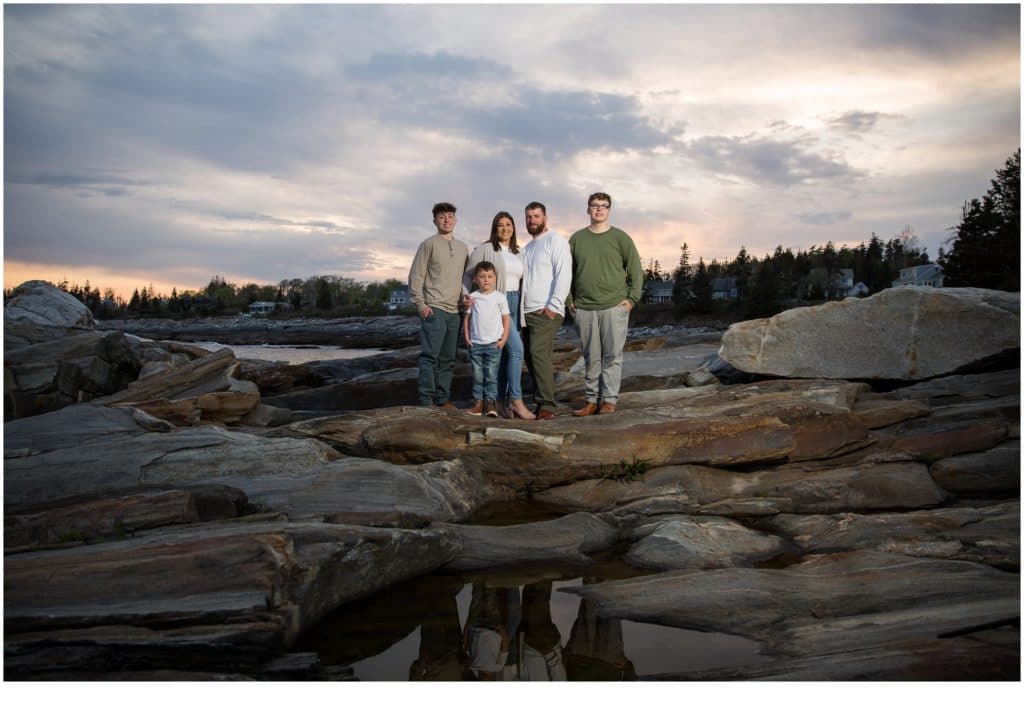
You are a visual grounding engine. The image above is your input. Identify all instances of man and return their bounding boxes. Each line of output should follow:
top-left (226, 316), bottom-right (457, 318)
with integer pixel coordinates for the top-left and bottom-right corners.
top-left (567, 192), bottom-right (643, 416)
top-left (520, 201), bottom-right (572, 420)
top-left (409, 202), bottom-right (469, 408)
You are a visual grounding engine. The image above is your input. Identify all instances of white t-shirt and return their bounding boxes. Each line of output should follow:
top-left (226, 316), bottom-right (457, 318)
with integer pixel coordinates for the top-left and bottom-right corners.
top-left (500, 246), bottom-right (524, 292)
top-left (467, 289), bottom-right (510, 344)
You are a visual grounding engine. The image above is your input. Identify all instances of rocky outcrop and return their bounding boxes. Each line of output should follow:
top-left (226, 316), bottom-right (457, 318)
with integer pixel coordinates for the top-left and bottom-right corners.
top-left (5, 285), bottom-right (1021, 680)
top-left (4, 280), bottom-right (96, 349)
top-left (4, 331), bottom-right (143, 419)
top-left (94, 347), bottom-right (261, 425)
top-left (625, 515), bottom-right (787, 570)
top-left (4, 404), bottom-right (340, 510)
top-left (442, 512), bottom-right (621, 570)
top-left (4, 519), bottom-right (461, 679)
top-left (99, 315), bottom-right (424, 349)
top-left (763, 501), bottom-right (1019, 569)
top-left (564, 550), bottom-right (1019, 662)
top-left (719, 287), bottom-right (1020, 380)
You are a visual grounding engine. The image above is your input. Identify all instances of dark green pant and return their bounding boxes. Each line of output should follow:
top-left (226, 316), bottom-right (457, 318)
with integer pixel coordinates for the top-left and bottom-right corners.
top-left (523, 311), bottom-right (563, 410)
top-left (417, 309), bottom-right (461, 406)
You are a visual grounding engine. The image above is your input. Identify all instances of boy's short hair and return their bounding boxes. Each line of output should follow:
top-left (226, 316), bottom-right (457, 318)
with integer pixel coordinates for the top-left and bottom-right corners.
top-left (473, 261), bottom-right (496, 276)
top-left (588, 192), bottom-right (612, 207)
top-left (432, 202), bottom-right (457, 217)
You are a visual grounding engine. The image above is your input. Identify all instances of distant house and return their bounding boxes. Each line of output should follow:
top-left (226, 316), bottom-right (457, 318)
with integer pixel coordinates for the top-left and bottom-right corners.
top-left (710, 277), bottom-right (737, 300)
top-left (643, 279), bottom-right (674, 304)
top-left (249, 301), bottom-right (277, 315)
top-left (386, 284), bottom-right (412, 312)
top-left (831, 268), bottom-right (870, 298)
top-left (893, 263), bottom-right (944, 288)
top-left (249, 301), bottom-right (290, 315)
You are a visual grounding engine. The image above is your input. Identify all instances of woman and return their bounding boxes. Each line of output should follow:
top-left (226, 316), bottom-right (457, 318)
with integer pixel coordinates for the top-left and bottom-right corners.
top-left (463, 212), bottom-right (535, 419)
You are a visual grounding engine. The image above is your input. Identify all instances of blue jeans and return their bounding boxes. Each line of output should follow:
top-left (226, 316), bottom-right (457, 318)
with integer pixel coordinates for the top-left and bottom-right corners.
top-left (469, 342), bottom-right (502, 401)
top-left (417, 308), bottom-right (461, 406)
top-left (499, 291), bottom-right (525, 401)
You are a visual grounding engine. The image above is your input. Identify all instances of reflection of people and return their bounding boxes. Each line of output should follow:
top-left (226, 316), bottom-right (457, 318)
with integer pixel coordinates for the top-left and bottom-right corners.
top-left (516, 580), bottom-right (567, 681)
top-left (463, 212), bottom-right (535, 420)
top-left (521, 202), bottom-right (572, 420)
top-left (564, 592), bottom-right (636, 681)
top-left (568, 192), bottom-right (643, 417)
top-left (409, 202), bottom-right (469, 408)
top-left (409, 579), bottom-right (467, 681)
top-left (462, 583), bottom-right (514, 680)
top-left (463, 261), bottom-right (510, 418)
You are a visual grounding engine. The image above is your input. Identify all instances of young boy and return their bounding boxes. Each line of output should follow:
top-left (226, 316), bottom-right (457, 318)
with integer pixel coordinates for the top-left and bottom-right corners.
top-left (463, 261), bottom-right (510, 417)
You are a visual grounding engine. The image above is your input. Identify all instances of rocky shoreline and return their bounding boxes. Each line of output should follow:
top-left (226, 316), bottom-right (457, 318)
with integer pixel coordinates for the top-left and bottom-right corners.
top-left (3, 281), bottom-right (1020, 680)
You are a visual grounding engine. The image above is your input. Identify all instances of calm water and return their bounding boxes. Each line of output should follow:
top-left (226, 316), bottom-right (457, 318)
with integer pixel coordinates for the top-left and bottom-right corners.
top-left (194, 342), bottom-right (384, 364)
top-left (293, 561), bottom-right (771, 681)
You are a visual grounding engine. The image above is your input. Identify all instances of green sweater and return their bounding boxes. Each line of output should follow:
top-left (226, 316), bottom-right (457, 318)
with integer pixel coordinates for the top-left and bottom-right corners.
top-left (568, 226), bottom-right (644, 310)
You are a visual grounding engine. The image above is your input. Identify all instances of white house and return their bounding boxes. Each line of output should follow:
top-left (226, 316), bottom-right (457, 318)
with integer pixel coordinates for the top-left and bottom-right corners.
top-left (643, 279), bottom-right (674, 304)
top-left (893, 263), bottom-right (944, 288)
top-left (249, 301), bottom-right (278, 315)
top-left (711, 277), bottom-right (737, 300)
top-left (386, 285), bottom-right (412, 312)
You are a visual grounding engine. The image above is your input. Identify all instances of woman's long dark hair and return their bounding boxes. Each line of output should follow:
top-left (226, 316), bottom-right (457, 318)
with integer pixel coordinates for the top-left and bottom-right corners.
top-left (489, 211), bottom-right (519, 253)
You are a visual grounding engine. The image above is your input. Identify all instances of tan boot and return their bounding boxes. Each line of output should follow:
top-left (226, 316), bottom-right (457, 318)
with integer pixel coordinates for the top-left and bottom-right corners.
top-left (509, 398), bottom-right (536, 420)
top-left (468, 400), bottom-right (484, 416)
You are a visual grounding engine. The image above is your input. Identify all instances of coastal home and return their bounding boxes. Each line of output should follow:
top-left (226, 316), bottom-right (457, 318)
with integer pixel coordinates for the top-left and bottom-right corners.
top-left (386, 285), bottom-right (412, 312)
top-left (643, 279), bottom-right (674, 304)
top-left (893, 263), bottom-right (944, 288)
top-left (830, 268), bottom-right (870, 298)
top-left (710, 277), bottom-right (738, 301)
top-left (249, 301), bottom-right (278, 315)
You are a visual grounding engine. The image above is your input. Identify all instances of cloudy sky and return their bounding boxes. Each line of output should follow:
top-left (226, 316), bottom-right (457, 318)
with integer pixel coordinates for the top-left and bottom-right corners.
top-left (3, 2), bottom-right (1020, 299)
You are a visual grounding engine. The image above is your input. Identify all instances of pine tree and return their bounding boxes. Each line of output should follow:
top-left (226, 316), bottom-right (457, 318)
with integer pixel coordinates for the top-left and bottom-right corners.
top-left (939, 150), bottom-right (1020, 291)
top-left (691, 258), bottom-right (712, 313)
top-left (671, 243), bottom-right (693, 309)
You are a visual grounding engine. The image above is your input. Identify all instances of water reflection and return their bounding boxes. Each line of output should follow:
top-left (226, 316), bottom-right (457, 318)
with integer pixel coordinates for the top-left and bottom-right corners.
top-left (294, 567), bottom-right (769, 681)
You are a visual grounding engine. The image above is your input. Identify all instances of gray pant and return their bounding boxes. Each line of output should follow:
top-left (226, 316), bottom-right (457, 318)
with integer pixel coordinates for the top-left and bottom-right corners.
top-left (574, 304), bottom-right (630, 405)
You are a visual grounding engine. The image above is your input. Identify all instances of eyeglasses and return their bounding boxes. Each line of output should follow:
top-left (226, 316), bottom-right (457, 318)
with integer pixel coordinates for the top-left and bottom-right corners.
top-left (589, 203), bottom-right (610, 210)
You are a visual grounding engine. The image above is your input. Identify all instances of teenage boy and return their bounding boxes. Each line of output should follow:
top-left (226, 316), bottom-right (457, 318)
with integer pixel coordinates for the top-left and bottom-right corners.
top-left (567, 192), bottom-right (643, 416)
top-left (463, 261), bottom-right (510, 417)
top-left (409, 202), bottom-right (470, 408)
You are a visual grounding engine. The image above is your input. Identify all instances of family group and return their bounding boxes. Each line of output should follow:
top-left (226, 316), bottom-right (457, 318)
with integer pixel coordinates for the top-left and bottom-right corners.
top-left (407, 193), bottom-right (644, 420)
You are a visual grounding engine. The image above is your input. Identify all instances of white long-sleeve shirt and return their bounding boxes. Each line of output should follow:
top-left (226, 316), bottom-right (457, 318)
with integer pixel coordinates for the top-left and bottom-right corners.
top-left (521, 230), bottom-right (572, 317)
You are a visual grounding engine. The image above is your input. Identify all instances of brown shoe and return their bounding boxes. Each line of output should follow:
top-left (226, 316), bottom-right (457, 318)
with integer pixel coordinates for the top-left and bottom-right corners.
top-left (436, 402), bottom-right (457, 410)
top-left (572, 402), bottom-right (600, 417)
top-left (467, 400), bottom-right (483, 416)
top-left (508, 399), bottom-right (536, 420)
top-left (536, 409), bottom-right (557, 420)
top-left (484, 400), bottom-right (499, 418)
top-left (599, 402), bottom-right (616, 414)
top-left (496, 400), bottom-right (513, 419)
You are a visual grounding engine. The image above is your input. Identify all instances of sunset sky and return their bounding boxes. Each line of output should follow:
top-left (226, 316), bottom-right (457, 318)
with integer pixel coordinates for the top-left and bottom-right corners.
top-left (4, 2), bottom-right (1020, 300)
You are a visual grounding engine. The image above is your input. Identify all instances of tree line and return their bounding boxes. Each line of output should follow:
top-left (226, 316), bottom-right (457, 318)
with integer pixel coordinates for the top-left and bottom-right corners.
top-left (648, 228), bottom-right (931, 320)
top-left (645, 149), bottom-right (1019, 320)
top-left (4, 275), bottom-right (406, 319)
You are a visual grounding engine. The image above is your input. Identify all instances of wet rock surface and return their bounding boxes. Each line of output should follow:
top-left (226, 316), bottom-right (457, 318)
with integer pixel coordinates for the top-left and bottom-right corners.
top-left (4, 281), bottom-right (1019, 680)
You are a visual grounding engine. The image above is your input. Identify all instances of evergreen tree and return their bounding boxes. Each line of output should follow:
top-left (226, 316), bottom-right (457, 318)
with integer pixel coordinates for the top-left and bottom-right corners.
top-left (671, 242), bottom-right (693, 309)
top-left (727, 246), bottom-right (752, 303)
top-left (315, 278), bottom-right (333, 310)
top-left (939, 150), bottom-right (1020, 291)
top-left (691, 258), bottom-right (712, 313)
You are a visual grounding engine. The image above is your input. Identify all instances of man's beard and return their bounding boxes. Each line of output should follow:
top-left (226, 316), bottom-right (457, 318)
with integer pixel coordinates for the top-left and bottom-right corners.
top-left (526, 222), bottom-right (544, 235)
